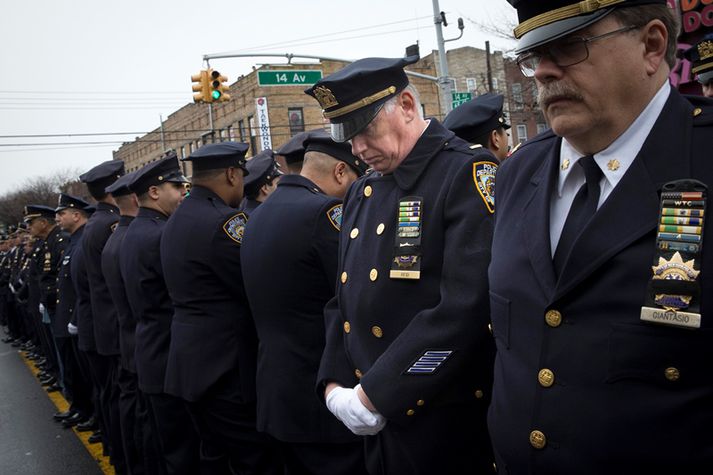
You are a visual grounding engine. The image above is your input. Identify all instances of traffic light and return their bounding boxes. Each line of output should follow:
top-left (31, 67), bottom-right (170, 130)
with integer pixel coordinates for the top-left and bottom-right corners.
top-left (191, 70), bottom-right (210, 103)
top-left (210, 70), bottom-right (231, 102)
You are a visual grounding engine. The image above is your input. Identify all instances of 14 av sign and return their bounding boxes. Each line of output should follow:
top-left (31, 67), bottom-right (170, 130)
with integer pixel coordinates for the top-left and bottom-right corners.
top-left (258, 70), bottom-right (323, 86)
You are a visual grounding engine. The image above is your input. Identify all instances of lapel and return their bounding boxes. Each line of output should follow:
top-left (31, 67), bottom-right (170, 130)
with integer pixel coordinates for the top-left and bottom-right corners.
top-left (521, 137), bottom-right (560, 298)
top-left (553, 88), bottom-right (694, 301)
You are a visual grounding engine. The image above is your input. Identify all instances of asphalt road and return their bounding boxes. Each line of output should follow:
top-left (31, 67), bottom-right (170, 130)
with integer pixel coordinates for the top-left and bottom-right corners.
top-left (0, 340), bottom-right (104, 475)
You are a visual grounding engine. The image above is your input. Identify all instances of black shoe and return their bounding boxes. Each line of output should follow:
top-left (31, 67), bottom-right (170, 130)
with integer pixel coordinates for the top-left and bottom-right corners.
top-left (53, 410), bottom-right (76, 421)
top-left (61, 412), bottom-right (85, 428)
top-left (87, 431), bottom-right (102, 444)
top-left (46, 383), bottom-right (62, 393)
top-left (75, 417), bottom-right (97, 432)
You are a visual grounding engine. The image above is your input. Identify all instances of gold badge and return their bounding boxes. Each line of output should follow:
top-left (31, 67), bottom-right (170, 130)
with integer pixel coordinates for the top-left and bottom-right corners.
top-left (607, 159), bottom-right (620, 171)
top-left (312, 86), bottom-right (338, 109)
top-left (698, 40), bottom-right (713, 61)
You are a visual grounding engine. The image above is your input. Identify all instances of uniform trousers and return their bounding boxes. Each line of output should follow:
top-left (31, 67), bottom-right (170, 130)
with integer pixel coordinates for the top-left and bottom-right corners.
top-left (146, 392), bottom-right (202, 475)
top-left (279, 441), bottom-right (367, 475)
top-left (185, 371), bottom-right (283, 475)
top-left (364, 402), bottom-right (493, 475)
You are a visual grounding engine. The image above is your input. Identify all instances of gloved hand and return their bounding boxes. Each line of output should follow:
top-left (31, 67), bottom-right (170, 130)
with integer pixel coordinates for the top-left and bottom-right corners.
top-left (39, 303), bottom-right (45, 314)
top-left (67, 323), bottom-right (78, 335)
top-left (326, 384), bottom-right (386, 436)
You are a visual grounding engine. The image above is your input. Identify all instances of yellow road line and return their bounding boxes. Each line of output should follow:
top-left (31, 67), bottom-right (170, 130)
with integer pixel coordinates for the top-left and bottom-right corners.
top-left (20, 351), bottom-right (115, 475)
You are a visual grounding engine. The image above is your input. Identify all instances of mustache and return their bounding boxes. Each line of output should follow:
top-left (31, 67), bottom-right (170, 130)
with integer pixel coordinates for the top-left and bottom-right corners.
top-left (537, 82), bottom-right (583, 107)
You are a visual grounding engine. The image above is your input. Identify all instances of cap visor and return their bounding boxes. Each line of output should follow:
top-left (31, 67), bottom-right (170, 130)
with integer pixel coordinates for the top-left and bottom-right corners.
top-left (330, 104), bottom-right (384, 143)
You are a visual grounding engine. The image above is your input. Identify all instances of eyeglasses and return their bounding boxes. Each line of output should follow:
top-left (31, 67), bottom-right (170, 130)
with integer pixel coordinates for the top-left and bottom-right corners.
top-left (516, 25), bottom-right (639, 78)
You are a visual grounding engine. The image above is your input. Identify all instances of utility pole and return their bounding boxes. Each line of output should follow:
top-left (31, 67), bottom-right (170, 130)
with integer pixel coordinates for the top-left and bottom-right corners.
top-left (432, 0), bottom-right (452, 117)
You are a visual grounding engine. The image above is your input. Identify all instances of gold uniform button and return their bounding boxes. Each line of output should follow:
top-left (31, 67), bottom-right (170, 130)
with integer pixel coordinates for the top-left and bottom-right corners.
top-left (376, 223), bottom-right (385, 235)
top-left (406, 409), bottom-right (415, 416)
top-left (369, 268), bottom-right (378, 281)
top-left (343, 321), bottom-right (351, 334)
top-left (538, 369), bottom-right (555, 388)
top-left (545, 310), bottom-right (562, 327)
top-left (355, 369), bottom-right (362, 379)
top-left (371, 326), bottom-right (383, 338)
top-left (475, 389), bottom-right (484, 399)
top-left (364, 186), bottom-right (373, 197)
top-left (416, 399), bottom-right (425, 406)
top-left (665, 367), bottom-right (680, 382)
top-left (529, 430), bottom-right (546, 449)
top-left (350, 228), bottom-right (359, 239)
top-left (341, 272), bottom-right (348, 284)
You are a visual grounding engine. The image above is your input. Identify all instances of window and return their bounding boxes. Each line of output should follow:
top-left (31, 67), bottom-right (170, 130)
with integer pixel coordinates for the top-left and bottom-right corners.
top-left (288, 108), bottom-right (305, 135)
top-left (238, 120), bottom-right (246, 142)
top-left (537, 123), bottom-right (547, 135)
top-left (512, 83), bottom-right (524, 110)
top-left (516, 124), bottom-right (528, 142)
top-left (466, 77), bottom-right (477, 92)
top-left (248, 115), bottom-right (257, 154)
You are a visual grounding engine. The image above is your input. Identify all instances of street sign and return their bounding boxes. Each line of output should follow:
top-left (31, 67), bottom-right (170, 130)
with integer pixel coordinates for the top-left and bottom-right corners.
top-left (451, 91), bottom-right (473, 109)
top-left (257, 70), bottom-right (323, 86)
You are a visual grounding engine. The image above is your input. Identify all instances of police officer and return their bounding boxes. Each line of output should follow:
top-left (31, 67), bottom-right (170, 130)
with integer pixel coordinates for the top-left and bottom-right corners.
top-left (305, 56), bottom-right (497, 474)
top-left (120, 155), bottom-right (200, 475)
top-left (443, 92), bottom-right (512, 162)
top-left (24, 205), bottom-right (66, 393)
top-left (53, 194), bottom-right (94, 427)
top-left (238, 149), bottom-right (283, 214)
top-left (490, 1), bottom-right (713, 472)
top-left (79, 159), bottom-right (126, 473)
top-left (241, 131), bottom-right (369, 474)
top-left (684, 33), bottom-right (713, 98)
top-left (161, 142), bottom-right (282, 474)
top-left (101, 171), bottom-right (158, 475)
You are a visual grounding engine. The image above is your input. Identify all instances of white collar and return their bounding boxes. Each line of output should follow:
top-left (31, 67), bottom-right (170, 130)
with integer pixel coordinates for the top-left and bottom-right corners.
top-left (557, 82), bottom-right (671, 197)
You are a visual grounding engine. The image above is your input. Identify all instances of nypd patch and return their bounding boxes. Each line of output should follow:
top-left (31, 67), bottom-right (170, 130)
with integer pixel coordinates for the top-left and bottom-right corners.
top-left (405, 350), bottom-right (453, 375)
top-left (473, 161), bottom-right (497, 214)
top-left (326, 204), bottom-right (343, 231)
top-left (223, 212), bottom-right (248, 245)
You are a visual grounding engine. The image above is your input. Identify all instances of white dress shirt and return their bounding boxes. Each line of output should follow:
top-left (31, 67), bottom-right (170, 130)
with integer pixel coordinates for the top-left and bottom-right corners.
top-left (549, 82), bottom-right (671, 255)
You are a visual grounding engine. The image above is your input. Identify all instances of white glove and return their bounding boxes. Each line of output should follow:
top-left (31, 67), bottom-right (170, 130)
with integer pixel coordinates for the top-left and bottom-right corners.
top-left (326, 384), bottom-right (387, 436)
top-left (67, 323), bottom-right (78, 335)
top-left (39, 303), bottom-right (45, 314)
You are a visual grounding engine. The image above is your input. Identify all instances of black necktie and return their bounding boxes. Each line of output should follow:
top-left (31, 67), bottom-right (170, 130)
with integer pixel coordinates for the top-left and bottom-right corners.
top-left (553, 155), bottom-right (602, 276)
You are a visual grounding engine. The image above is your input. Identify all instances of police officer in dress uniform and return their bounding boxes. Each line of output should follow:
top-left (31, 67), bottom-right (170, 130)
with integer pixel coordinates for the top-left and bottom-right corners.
top-left (25, 205), bottom-right (66, 393)
top-left (79, 159), bottom-right (127, 473)
top-left (241, 131), bottom-right (369, 475)
top-left (684, 33), bottom-right (713, 98)
top-left (53, 194), bottom-right (94, 427)
top-left (102, 171), bottom-right (159, 475)
top-left (489, 1), bottom-right (713, 472)
top-left (161, 142), bottom-right (282, 475)
top-left (120, 155), bottom-right (201, 475)
top-left (443, 92), bottom-right (512, 162)
top-left (238, 149), bottom-right (283, 214)
top-left (305, 56), bottom-right (498, 475)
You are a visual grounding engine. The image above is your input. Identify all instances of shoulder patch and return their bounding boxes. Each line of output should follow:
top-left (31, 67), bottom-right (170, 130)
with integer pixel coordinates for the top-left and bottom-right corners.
top-left (110, 222), bottom-right (118, 233)
top-left (326, 204), bottom-right (343, 231)
top-left (473, 161), bottom-right (497, 214)
top-left (223, 212), bottom-right (248, 244)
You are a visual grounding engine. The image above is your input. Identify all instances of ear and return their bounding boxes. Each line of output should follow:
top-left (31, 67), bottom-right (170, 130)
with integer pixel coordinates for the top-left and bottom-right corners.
top-left (641, 19), bottom-right (668, 75)
top-left (399, 90), bottom-right (418, 121)
top-left (490, 130), bottom-right (501, 150)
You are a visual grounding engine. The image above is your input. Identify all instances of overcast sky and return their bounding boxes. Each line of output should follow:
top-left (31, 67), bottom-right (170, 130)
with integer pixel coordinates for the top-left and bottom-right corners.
top-left (0, 0), bottom-right (517, 193)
